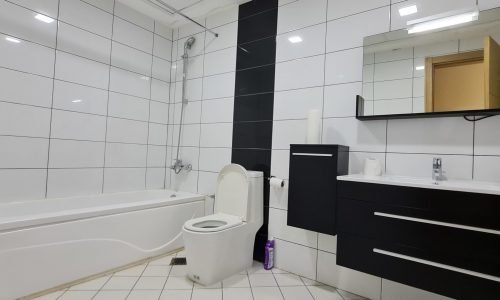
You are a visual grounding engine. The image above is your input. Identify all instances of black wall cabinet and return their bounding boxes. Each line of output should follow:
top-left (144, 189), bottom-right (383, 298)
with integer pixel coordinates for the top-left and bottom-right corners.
top-left (287, 144), bottom-right (349, 235)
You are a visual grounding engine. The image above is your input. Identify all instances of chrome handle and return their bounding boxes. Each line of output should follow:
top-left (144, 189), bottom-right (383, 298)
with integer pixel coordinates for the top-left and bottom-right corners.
top-left (292, 153), bottom-right (333, 157)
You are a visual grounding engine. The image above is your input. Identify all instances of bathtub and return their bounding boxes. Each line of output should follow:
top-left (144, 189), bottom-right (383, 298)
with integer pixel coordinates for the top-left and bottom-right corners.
top-left (0, 190), bottom-right (206, 300)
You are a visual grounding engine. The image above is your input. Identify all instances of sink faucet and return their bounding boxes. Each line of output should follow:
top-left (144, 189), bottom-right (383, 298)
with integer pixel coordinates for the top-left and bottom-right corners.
top-left (432, 157), bottom-right (442, 182)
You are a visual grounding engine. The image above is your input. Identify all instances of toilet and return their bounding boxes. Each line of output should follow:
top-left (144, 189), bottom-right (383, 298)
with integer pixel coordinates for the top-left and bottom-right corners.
top-left (182, 164), bottom-right (263, 286)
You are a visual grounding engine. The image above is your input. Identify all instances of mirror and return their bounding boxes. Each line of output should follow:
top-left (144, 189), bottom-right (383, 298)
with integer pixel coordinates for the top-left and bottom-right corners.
top-left (358, 8), bottom-right (500, 119)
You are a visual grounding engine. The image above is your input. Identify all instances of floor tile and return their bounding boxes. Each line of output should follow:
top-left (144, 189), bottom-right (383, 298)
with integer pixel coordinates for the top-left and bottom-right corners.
top-left (272, 268), bottom-right (289, 274)
top-left (33, 291), bottom-right (65, 300)
top-left (222, 288), bottom-right (253, 300)
top-left (194, 281), bottom-right (222, 289)
top-left (301, 277), bottom-right (324, 286)
top-left (127, 290), bottom-right (162, 300)
top-left (142, 265), bottom-right (171, 276)
top-left (159, 289), bottom-right (192, 300)
top-left (247, 261), bottom-right (270, 274)
top-left (69, 276), bottom-right (110, 290)
top-left (169, 265), bottom-right (188, 276)
top-left (164, 276), bottom-right (194, 290)
top-left (191, 288), bottom-right (222, 300)
top-left (114, 264), bottom-right (146, 276)
top-left (274, 273), bottom-right (304, 286)
top-left (93, 290), bottom-right (129, 300)
top-left (150, 255), bottom-right (175, 265)
top-left (222, 274), bottom-right (250, 288)
top-left (307, 285), bottom-right (343, 300)
top-left (133, 276), bottom-right (167, 289)
top-left (249, 274), bottom-right (278, 287)
top-left (281, 286), bottom-right (314, 300)
top-left (101, 276), bottom-right (138, 290)
top-left (252, 287), bottom-right (284, 300)
top-left (58, 291), bottom-right (96, 300)
top-left (337, 289), bottom-right (367, 300)
top-left (175, 250), bottom-right (186, 257)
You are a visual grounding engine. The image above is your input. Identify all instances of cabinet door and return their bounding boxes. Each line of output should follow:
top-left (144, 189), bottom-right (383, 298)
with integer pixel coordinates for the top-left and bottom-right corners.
top-left (287, 151), bottom-right (337, 235)
top-left (485, 36), bottom-right (500, 109)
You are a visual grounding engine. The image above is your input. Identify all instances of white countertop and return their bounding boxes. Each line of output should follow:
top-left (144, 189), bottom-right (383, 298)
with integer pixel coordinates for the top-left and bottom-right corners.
top-left (337, 174), bottom-right (500, 196)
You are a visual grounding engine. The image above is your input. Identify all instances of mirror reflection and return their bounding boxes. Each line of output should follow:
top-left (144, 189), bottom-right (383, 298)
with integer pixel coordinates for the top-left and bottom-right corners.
top-left (359, 8), bottom-right (500, 117)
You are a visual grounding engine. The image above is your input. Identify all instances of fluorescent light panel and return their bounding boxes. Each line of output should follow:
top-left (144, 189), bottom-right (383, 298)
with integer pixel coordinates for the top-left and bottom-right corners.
top-left (415, 65), bottom-right (425, 70)
top-left (407, 9), bottom-right (478, 34)
top-left (399, 5), bottom-right (418, 16)
top-left (288, 36), bottom-right (302, 43)
top-left (5, 36), bottom-right (21, 43)
top-left (35, 14), bottom-right (54, 23)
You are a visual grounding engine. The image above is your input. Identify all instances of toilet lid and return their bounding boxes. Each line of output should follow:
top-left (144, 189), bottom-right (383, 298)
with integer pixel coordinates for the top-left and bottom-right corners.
top-left (215, 164), bottom-right (249, 221)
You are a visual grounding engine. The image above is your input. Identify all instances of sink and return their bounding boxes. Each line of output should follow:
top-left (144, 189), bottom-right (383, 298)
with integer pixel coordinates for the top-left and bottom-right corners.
top-left (337, 174), bottom-right (500, 196)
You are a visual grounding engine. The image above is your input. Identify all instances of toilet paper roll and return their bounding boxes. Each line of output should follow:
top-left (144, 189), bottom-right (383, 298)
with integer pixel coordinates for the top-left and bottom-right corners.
top-left (363, 158), bottom-right (383, 176)
top-left (270, 177), bottom-right (285, 188)
top-left (306, 109), bottom-right (321, 144)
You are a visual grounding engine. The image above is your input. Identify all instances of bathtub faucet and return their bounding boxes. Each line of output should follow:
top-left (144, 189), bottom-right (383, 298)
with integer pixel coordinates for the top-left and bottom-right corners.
top-left (170, 159), bottom-right (192, 174)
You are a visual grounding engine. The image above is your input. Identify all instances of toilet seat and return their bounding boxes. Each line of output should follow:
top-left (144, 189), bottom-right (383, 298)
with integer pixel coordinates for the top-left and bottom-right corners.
top-left (184, 213), bottom-right (243, 233)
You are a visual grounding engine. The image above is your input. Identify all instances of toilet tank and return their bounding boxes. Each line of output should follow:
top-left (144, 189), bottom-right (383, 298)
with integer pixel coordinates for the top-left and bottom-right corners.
top-left (246, 171), bottom-right (264, 224)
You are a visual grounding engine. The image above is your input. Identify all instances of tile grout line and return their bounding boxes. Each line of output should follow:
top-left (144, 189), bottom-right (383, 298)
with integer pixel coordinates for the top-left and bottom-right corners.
top-left (145, 21), bottom-right (156, 190)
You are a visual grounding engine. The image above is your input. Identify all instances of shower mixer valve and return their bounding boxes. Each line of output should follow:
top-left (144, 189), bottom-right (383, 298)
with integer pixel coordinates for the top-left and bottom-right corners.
top-left (170, 159), bottom-right (192, 174)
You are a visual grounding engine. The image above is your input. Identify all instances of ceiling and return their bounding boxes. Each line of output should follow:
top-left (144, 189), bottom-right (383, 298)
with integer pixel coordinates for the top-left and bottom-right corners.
top-left (117, 0), bottom-right (250, 28)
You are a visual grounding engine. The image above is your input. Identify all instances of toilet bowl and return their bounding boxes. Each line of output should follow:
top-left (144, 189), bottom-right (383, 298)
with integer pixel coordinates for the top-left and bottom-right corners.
top-left (182, 164), bottom-right (263, 286)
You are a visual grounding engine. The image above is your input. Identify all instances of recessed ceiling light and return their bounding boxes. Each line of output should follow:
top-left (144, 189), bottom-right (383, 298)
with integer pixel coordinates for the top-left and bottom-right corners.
top-left (5, 36), bottom-right (21, 43)
top-left (72, 99), bottom-right (82, 103)
top-left (288, 36), bottom-right (303, 43)
top-left (407, 8), bottom-right (479, 34)
top-left (415, 65), bottom-right (425, 71)
top-left (399, 5), bottom-right (418, 17)
top-left (35, 14), bottom-right (54, 23)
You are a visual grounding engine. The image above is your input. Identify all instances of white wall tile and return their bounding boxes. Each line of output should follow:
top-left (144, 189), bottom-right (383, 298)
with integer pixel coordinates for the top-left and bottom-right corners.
top-left (177, 31), bottom-right (206, 60)
top-left (201, 98), bottom-right (234, 123)
top-left (198, 171), bottom-right (218, 195)
top-left (55, 51), bottom-right (109, 90)
top-left (272, 120), bottom-right (309, 150)
top-left (114, 1), bottom-right (154, 31)
top-left (326, 7), bottom-right (390, 52)
top-left (277, 0), bottom-right (327, 34)
top-left (82, 0), bottom-right (114, 13)
top-left (275, 239), bottom-right (317, 280)
top-left (274, 87), bottom-right (323, 120)
top-left (276, 23), bottom-right (326, 62)
top-left (146, 168), bottom-right (166, 189)
top-left (0, 102), bottom-right (51, 137)
top-left (147, 145), bottom-right (167, 167)
top-left (106, 117), bottom-right (148, 144)
top-left (47, 168), bottom-right (104, 198)
top-left (151, 79), bottom-right (170, 103)
top-left (111, 42), bottom-right (152, 75)
top-left (170, 169), bottom-right (199, 193)
top-left (171, 147), bottom-right (200, 171)
top-left (318, 234), bottom-right (336, 254)
top-left (202, 72), bottom-right (236, 100)
top-left (387, 118), bottom-right (473, 154)
top-left (269, 208), bottom-right (318, 248)
top-left (322, 117), bottom-right (387, 152)
top-left (374, 59), bottom-right (413, 81)
top-left (112, 18), bottom-right (153, 53)
top-left (105, 143), bottom-right (147, 167)
top-left (374, 79), bottom-right (412, 100)
top-left (0, 1), bottom-right (57, 47)
top-left (325, 48), bottom-right (363, 85)
top-left (173, 101), bottom-right (202, 125)
top-left (327, 0), bottom-right (390, 20)
top-left (473, 156), bottom-right (500, 182)
top-left (150, 101), bottom-right (169, 124)
top-left (155, 22), bottom-right (173, 40)
top-left (108, 92), bottom-right (150, 121)
top-left (479, 0), bottom-right (500, 10)
top-left (475, 116), bottom-right (500, 155)
top-left (51, 110), bottom-right (106, 141)
top-left (0, 169), bottom-right (47, 203)
top-left (381, 279), bottom-right (454, 300)
top-left (9, 0), bottom-right (59, 18)
top-left (53, 80), bottom-right (108, 115)
top-left (57, 22), bottom-right (111, 64)
top-left (59, 0), bottom-right (113, 38)
top-left (49, 139), bottom-right (105, 168)
top-left (0, 68), bottom-right (53, 108)
top-left (175, 79), bottom-right (203, 103)
top-left (172, 124), bottom-right (201, 147)
top-left (103, 168), bottom-right (146, 193)
top-left (270, 185), bottom-right (289, 210)
top-left (323, 82), bottom-right (362, 118)
top-left (199, 148), bottom-right (231, 172)
top-left (348, 151), bottom-right (386, 175)
top-left (0, 136), bottom-right (48, 168)
top-left (275, 55), bottom-right (325, 91)
top-left (154, 35), bottom-right (173, 61)
top-left (374, 98), bottom-right (413, 115)
top-left (203, 47), bottom-right (236, 76)
top-left (109, 67), bottom-right (150, 99)
top-left (317, 251), bottom-right (381, 300)
top-left (206, 7), bottom-right (238, 29)
top-left (152, 57), bottom-right (171, 82)
top-left (271, 149), bottom-right (290, 180)
top-left (148, 123), bottom-right (168, 146)
top-left (200, 123), bottom-right (233, 148)
top-left (205, 22), bottom-right (238, 53)
top-left (0, 33), bottom-right (55, 77)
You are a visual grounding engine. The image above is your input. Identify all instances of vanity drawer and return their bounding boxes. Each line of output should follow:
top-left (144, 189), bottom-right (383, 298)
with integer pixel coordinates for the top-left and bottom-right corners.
top-left (337, 234), bottom-right (500, 300)
top-left (338, 198), bottom-right (500, 277)
top-left (338, 181), bottom-right (500, 230)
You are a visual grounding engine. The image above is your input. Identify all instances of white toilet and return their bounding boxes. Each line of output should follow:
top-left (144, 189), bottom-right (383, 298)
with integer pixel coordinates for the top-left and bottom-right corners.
top-left (182, 164), bottom-right (263, 286)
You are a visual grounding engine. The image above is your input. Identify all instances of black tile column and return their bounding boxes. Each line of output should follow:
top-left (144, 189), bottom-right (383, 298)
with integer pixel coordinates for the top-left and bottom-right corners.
top-left (232, 0), bottom-right (278, 262)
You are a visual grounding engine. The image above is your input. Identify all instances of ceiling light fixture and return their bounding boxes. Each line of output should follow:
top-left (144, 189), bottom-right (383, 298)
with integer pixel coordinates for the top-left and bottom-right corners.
top-left (288, 36), bottom-right (303, 43)
top-left (407, 8), bottom-right (479, 34)
top-left (5, 36), bottom-right (21, 43)
top-left (399, 5), bottom-right (418, 17)
top-left (71, 99), bottom-right (82, 103)
top-left (35, 14), bottom-right (55, 23)
top-left (415, 65), bottom-right (425, 71)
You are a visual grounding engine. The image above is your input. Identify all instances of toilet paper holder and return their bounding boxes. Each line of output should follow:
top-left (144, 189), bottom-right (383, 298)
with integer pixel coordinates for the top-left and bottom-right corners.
top-left (267, 176), bottom-right (285, 188)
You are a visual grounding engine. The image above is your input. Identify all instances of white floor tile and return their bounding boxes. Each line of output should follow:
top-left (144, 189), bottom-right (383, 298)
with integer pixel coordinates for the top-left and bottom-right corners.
top-left (114, 264), bottom-right (146, 276)
top-left (58, 291), bottom-right (96, 300)
top-left (337, 289), bottom-right (368, 300)
top-left (134, 276), bottom-right (167, 290)
top-left (281, 286), bottom-right (314, 300)
top-left (301, 277), bottom-right (324, 286)
top-left (69, 276), bottom-right (109, 291)
top-left (274, 273), bottom-right (304, 286)
top-left (222, 274), bottom-right (250, 288)
top-left (222, 288), bottom-right (253, 300)
top-left (164, 277), bottom-right (194, 290)
top-left (271, 268), bottom-right (289, 274)
top-left (191, 288), bottom-right (222, 300)
top-left (127, 290), bottom-right (162, 300)
top-left (252, 287), bottom-right (284, 300)
top-left (149, 255), bottom-right (175, 265)
top-left (142, 265), bottom-right (171, 277)
top-left (92, 290), bottom-right (129, 300)
top-left (33, 291), bottom-right (65, 300)
top-left (249, 274), bottom-right (278, 287)
top-left (247, 261), bottom-right (270, 274)
top-left (194, 281), bottom-right (222, 289)
top-left (169, 265), bottom-right (188, 277)
top-left (307, 285), bottom-right (343, 300)
top-left (101, 276), bottom-right (138, 290)
top-left (159, 289), bottom-right (192, 300)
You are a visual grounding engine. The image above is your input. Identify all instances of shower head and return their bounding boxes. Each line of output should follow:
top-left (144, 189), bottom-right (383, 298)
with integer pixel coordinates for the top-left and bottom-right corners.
top-left (184, 37), bottom-right (196, 50)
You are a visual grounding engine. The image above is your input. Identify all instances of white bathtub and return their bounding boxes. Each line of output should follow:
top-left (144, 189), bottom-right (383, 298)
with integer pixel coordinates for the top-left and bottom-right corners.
top-left (0, 190), bottom-right (206, 300)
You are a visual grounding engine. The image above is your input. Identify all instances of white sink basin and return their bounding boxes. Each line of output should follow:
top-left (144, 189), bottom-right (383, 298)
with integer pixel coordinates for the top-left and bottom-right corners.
top-left (337, 174), bottom-right (500, 196)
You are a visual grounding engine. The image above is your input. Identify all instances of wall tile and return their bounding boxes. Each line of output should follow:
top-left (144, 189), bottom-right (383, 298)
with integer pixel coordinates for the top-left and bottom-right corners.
top-left (327, 0), bottom-right (390, 20)
top-left (234, 93), bottom-right (274, 122)
top-left (0, 169), bottom-right (47, 203)
top-left (274, 87), bottom-right (323, 120)
top-left (103, 168), bottom-right (146, 193)
top-left (277, 0), bottom-right (327, 34)
top-left (114, 1), bottom-right (154, 31)
top-left (0, 68), bottom-right (53, 108)
top-left (53, 80), bottom-right (108, 115)
top-left (473, 156), bottom-right (500, 182)
top-left (105, 143), bottom-right (147, 167)
top-left (269, 208), bottom-right (318, 248)
top-left (171, 147), bottom-right (200, 171)
top-left (51, 110), bottom-right (106, 141)
top-left (199, 148), bottom-right (232, 172)
top-left (49, 139), bottom-right (105, 168)
top-left (106, 117), bottom-right (148, 144)
top-left (200, 123), bottom-right (233, 148)
top-left (154, 35), bottom-right (173, 61)
top-left (82, 0), bottom-right (114, 13)
top-left (206, 6), bottom-right (239, 28)
top-left (152, 57), bottom-right (171, 82)
top-left (172, 124), bottom-right (201, 147)
top-left (204, 47), bottom-right (237, 76)
top-left (201, 98), bottom-right (234, 123)
top-left (205, 22), bottom-right (238, 53)
top-left (172, 101), bottom-right (202, 125)
top-left (318, 234), bottom-right (337, 254)
top-left (198, 171), bottom-right (219, 195)
top-left (275, 55), bottom-right (324, 91)
top-left (148, 123), bottom-right (168, 146)
top-left (325, 48), bottom-right (363, 85)
top-left (55, 51), bottom-right (109, 90)
top-left (112, 18), bottom-right (153, 53)
top-left (272, 120), bottom-right (309, 150)
top-left (233, 121), bottom-right (273, 149)
top-left (236, 37), bottom-right (276, 70)
top-left (8, 0), bottom-right (59, 18)
top-left (108, 92), bottom-right (149, 121)
top-left (59, 0), bottom-right (113, 38)
top-left (323, 82), bottom-right (362, 118)
top-left (147, 145), bottom-right (167, 167)
top-left (0, 136), bottom-right (48, 168)
top-left (475, 116), bottom-right (500, 155)
top-left (111, 42), bottom-right (152, 75)
top-left (276, 23), bottom-right (326, 62)
top-left (109, 67), bottom-right (150, 99)
top-left (270, 149), bottom-right (290, 180)
top-left (150, 101), bottom-right (169, 124)
top-left (146, 168), bottom-right (166, 189)
top-left (274, 239), bottom-right (317, 279)
top-left (322, 117), bottom-right (386, 152)
top-left (57, 22), bottom-right (111, 64)
top-left (381, 279), bottom-right (454, 300)
top-left (0, 102), bottom-right (51, 137)
top-left (203, 72), bottom-right (236, 99)
top-left (47, 168), bottom-right (104, 198)
top-left (238, 8), bottom-right (278, 44)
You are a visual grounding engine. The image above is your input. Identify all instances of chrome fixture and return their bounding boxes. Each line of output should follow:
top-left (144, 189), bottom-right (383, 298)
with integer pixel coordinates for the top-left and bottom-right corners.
top-left (432, 157), bottom-right (443, 183)
top-left (170, 37), bottom-right (196, 174)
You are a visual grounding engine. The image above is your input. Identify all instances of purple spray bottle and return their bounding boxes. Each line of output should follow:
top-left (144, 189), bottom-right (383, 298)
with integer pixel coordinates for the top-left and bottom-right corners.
top-left (264, 237), bottom-right (275, 270)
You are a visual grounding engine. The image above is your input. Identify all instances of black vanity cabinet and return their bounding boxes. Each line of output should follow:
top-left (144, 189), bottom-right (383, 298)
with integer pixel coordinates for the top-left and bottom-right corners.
top-left (287, 145), bottom-right (349, 235)
top-left (337, 180), bottom-right (500, 299)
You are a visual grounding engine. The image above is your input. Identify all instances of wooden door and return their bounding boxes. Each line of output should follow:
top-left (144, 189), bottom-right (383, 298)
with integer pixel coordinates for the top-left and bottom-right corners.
top-left (485, 36), bottom-right (500, 109)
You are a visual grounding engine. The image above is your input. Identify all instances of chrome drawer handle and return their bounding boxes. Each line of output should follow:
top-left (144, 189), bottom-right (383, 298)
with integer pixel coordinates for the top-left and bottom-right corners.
top-left (373, 248), bottom-right (500, 283)
top-left (292, 153), bottom-right (333, 157)
top-left (374, 212), bottom-right (500, 236)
